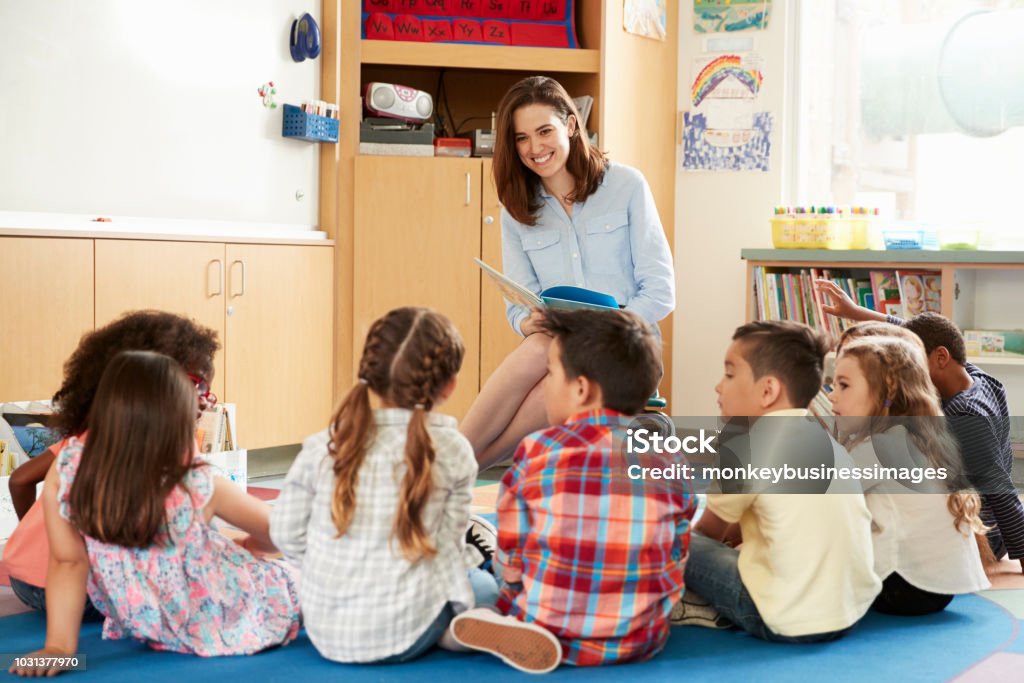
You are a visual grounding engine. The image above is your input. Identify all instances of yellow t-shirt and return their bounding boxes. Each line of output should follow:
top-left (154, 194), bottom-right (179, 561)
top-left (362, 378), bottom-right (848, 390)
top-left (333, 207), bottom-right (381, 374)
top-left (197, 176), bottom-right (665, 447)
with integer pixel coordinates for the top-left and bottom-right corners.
top-left (707, 410), bottom-right (881, 637)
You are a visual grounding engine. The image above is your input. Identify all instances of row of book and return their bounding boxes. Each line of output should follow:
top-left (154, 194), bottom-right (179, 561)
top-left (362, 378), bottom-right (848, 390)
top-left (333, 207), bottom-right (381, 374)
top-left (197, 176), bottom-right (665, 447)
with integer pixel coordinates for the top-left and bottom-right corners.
top-left (752, 267), bottom-right (942, 339)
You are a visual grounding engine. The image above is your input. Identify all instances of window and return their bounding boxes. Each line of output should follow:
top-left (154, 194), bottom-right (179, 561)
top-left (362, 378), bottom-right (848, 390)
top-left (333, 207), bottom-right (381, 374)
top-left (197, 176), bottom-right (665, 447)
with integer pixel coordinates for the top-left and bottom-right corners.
top-left (795, 0), bottom-right (1024, 244)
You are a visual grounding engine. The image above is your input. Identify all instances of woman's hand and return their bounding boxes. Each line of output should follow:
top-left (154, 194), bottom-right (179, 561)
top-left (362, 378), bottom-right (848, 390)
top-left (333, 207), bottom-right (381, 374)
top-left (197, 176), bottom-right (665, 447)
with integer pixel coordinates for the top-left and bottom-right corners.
top-left (813, 279), bottom-right (886, 322)
top-left (519, 309), bottom-right (548, 337)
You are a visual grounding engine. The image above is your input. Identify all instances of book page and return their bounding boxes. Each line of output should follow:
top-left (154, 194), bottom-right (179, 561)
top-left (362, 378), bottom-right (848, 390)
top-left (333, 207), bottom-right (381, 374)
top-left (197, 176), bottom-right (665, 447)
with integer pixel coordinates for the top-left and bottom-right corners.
top-left (475, 258), bottom-right (543, 309)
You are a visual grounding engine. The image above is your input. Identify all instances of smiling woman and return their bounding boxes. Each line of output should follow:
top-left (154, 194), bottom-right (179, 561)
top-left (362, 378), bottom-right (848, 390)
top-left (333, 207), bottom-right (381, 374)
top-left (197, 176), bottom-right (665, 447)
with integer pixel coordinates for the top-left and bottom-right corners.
top-left (460, 76), bottom-right (676, 468)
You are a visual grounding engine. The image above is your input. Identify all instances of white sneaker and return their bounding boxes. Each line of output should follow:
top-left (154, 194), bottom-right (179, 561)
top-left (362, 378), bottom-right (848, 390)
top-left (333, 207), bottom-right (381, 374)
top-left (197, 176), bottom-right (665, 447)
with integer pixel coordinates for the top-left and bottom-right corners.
top-left (463, 514), bottom-right (498, 570)
top-left (670, 591), bottom-right (733, 629)
top-left (450, 608), bottom-right (561, 674)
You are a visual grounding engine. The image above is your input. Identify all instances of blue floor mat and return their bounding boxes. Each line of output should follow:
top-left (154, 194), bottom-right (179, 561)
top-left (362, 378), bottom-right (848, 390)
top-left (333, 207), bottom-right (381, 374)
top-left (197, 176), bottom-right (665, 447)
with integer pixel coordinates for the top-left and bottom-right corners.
top-left (0, 594), bottom-right (1014, 682)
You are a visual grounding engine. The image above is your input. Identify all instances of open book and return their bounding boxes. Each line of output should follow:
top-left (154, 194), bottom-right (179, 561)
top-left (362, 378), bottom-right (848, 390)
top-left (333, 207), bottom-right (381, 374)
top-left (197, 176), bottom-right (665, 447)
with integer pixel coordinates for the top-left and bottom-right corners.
top-left (475, 258), bottom-right (619, 311)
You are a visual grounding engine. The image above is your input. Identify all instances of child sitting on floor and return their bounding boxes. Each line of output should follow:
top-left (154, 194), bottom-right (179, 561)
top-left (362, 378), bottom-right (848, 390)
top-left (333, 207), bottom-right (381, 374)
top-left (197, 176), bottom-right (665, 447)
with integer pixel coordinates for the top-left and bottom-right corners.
top-left (270, 307), bottom-right (497, 664)
top-left (10, 351), bottom-right (299, 676)
top-left (682, 320), bottom-right (880, 642)
top-left (450, 308), bottom-right (695, 673)
top-left (831, 335), bottom-right (989, 614)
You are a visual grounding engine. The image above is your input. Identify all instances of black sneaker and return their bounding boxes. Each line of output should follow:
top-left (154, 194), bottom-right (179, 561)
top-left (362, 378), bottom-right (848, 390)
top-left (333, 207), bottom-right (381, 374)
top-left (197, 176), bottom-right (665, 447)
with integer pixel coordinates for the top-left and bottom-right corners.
top-left (670, 591), bottom-right (734, 629)
top-left (464, 514), bottom-right (498, 570)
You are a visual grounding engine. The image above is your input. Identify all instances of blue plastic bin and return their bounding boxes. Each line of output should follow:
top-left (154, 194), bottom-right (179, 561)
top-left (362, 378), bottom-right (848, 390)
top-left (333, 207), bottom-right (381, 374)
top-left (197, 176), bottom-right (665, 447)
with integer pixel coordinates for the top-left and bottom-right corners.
top-left (282, 104), bottom-right (339, 143)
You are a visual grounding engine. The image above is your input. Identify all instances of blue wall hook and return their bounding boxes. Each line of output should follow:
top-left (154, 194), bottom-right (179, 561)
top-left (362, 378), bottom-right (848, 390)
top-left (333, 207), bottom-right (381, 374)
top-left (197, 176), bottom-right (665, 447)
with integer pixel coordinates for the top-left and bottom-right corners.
top-left (290, 13), bottom-right (321, 62)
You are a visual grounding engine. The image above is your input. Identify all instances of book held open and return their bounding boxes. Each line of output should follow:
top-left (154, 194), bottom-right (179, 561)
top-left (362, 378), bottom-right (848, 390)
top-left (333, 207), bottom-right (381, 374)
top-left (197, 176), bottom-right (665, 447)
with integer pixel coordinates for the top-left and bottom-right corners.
top-left (475, 258), bottom-right (619, 312)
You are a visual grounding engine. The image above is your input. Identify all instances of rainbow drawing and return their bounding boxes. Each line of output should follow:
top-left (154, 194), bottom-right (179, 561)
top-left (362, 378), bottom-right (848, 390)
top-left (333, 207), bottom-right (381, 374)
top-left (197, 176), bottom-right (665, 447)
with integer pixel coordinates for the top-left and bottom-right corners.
top-left (691, 54), bottom-right (763, 107)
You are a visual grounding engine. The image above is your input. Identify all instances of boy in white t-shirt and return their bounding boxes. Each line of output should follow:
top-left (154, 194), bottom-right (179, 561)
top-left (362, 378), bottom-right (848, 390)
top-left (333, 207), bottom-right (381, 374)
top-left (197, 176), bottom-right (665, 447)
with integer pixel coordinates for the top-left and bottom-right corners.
top-left (682, 320), bottom-right (881, 642)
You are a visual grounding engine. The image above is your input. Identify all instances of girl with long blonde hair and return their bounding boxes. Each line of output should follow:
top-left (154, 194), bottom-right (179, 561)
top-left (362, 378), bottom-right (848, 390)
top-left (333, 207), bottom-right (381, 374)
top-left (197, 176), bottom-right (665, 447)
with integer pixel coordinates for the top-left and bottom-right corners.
top-left (830, 336), bottom-right (989, 615)
top-left (270, 307), bottom-right (497, 663)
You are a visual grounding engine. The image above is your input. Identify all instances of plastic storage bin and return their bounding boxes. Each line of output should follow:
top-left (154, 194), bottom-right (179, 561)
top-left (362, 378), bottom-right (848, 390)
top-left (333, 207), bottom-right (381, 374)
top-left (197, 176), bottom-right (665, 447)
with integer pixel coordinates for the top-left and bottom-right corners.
top-left (282, 104), bottom-right (339, 143)
top-left (939, 228), bottom-right (980, 250)
top-left (883, 229), bottom-right (926, 250)
top-left (772, 216), bottom-right (854, 249)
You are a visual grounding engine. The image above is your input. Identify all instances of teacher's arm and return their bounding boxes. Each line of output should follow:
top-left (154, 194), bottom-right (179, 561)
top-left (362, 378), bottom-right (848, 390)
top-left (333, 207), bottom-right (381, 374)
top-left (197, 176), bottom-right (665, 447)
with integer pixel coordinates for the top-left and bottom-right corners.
top-left (624, 174), bottom-right (675, 325)
top-left (501, 208), bottom-right (543, 336)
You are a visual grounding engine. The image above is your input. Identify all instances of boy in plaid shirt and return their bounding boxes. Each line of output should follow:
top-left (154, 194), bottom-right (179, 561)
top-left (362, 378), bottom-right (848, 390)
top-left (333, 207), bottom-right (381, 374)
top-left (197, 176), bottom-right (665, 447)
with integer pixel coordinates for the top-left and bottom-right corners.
top-left (450, 309), bottom-right (695, 673)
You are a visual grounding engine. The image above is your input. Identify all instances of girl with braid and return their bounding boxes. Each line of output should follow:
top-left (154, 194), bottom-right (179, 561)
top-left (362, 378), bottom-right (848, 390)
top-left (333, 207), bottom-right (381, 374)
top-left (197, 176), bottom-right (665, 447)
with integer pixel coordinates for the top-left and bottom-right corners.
top-left (270, 307), bottom-right (498, 664)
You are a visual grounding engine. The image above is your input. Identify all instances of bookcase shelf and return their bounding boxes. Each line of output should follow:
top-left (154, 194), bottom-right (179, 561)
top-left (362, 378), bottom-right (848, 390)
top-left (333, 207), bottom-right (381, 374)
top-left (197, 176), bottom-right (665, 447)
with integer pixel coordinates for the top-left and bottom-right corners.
top-left (360, 40), bottom-right (601, 73)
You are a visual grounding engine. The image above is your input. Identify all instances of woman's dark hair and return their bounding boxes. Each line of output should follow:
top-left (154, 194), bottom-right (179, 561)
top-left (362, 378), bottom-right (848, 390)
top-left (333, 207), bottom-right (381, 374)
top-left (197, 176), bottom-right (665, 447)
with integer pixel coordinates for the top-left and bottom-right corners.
top-left (328, 307), bottom-right (464, 562)
top-left (52, 310), bottom-right (219, 437)
top-left (492, 76), bottom-right (608, 225)
top-left (70, 350), bottom-right (197, 548)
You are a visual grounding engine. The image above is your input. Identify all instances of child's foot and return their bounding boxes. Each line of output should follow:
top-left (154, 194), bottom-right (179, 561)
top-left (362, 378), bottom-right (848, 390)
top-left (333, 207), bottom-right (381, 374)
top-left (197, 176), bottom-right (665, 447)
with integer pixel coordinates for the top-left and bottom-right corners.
top-left (450, 608), bottom-right (561, 674)
top-left (670, 591), bottom-right (733, 629)
top-left (464, 514), bottom-right (498, 570)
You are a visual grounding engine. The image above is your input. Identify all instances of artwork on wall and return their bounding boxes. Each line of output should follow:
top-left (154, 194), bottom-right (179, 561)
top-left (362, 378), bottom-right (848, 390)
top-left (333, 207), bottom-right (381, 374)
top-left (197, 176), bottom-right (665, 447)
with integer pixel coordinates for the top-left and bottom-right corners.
top-left (683, 52), bottom-right (772, 171)
top-left (693, 0), bottom-right (771, 33)
top-left (624, 0), bottom-right (667, 41)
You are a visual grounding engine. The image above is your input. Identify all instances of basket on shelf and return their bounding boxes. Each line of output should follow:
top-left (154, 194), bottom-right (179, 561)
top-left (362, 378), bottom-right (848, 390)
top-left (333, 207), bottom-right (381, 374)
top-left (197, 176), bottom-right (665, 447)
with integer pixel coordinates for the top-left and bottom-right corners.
top-left (282, 104), bottom-right (339, 143)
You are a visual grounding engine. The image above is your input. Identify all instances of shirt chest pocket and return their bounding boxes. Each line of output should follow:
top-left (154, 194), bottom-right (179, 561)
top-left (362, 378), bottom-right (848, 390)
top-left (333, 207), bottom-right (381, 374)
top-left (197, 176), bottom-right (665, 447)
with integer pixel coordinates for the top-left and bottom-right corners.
top-left (584, 211), bottom-right (631, 275)
top-left (521, 229), bottom-right (563, 284)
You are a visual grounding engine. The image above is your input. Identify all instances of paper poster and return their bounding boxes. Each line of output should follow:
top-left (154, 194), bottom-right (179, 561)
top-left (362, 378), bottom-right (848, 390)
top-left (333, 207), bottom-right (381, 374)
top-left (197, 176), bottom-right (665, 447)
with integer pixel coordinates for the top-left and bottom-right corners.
top-left (683, 53), bottom-right (771, 171)
top-left (694, 0), bottom-right (771, 33)
top-left (624, 0), bottom-right (667, 40)
top-left (682, 111), bottom-right (773, 171)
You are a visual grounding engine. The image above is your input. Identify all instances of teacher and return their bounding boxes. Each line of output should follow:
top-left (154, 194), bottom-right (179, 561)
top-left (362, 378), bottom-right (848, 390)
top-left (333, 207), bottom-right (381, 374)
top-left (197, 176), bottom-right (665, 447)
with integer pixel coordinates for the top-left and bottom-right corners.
top-left (461, 76), bottom-right (675, 467)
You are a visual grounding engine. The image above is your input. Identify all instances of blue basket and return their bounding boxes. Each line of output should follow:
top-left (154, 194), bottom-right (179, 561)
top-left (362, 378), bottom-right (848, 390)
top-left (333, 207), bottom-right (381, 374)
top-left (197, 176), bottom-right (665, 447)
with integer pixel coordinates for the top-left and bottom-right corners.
top-left (282, 104), bottom-right (339, 143)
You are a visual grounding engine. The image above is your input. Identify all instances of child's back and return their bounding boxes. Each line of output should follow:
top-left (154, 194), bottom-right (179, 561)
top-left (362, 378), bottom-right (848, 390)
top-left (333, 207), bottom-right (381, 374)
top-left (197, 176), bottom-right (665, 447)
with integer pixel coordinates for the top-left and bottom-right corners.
top-left (273, 410), bottom-right (477, 662)
top-left (56, 438), bottom-right (300, 655)
top-left (496, 409), bottom-right (693, 665)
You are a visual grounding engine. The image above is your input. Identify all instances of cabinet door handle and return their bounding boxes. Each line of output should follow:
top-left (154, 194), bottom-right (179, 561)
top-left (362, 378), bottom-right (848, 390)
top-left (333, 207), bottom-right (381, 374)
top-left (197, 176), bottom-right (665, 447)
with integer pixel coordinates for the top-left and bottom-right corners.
top-left (465, 172), bottom-right (472, 206)
top-left (230, 259), bottom-right (246, 298)
top-left (207, 259), bottom-right (224, 297)
top-left (483, 215), bottom-right (494, 225)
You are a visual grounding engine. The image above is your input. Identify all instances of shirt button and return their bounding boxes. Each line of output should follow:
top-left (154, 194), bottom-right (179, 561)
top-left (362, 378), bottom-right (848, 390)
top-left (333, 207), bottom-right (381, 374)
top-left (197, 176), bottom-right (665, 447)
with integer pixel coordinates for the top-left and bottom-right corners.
top-left (605, 225), bottom-right (611, 230)
top-left (572, 253), bottom-right (578, 258)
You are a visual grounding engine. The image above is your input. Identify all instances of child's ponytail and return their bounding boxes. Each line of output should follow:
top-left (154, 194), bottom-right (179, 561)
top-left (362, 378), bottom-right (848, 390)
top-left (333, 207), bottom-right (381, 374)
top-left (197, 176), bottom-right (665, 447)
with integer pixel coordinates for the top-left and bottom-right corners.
top-left (329, 379), bottom-right (375, 537)
top-left (394, 404), bottom-right (438, 561)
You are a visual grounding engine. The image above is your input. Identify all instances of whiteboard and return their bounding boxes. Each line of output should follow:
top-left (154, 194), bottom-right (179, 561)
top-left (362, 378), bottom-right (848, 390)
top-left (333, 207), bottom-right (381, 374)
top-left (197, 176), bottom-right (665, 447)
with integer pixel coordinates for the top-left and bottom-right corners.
top-left (0, 0), bottom-right (322, 230)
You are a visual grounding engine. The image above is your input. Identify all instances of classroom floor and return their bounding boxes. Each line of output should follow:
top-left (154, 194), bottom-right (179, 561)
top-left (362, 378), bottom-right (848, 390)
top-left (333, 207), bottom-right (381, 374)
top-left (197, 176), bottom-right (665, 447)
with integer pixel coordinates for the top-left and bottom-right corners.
top-left (2, 477), bottom-right (1024, 681)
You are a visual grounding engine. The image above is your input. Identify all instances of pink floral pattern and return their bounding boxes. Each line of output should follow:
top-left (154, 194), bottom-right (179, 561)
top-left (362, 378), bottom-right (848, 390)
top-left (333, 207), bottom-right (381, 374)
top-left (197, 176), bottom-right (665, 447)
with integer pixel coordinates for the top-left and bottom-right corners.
top-left (56, 438), bottom-right (301, 656)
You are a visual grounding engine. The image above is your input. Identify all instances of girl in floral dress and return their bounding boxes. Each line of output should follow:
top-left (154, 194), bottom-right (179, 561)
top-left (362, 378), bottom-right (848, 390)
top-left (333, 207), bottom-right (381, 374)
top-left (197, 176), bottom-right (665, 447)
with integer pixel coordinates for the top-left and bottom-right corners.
top-left (11, 350), bottom-right (300, 675)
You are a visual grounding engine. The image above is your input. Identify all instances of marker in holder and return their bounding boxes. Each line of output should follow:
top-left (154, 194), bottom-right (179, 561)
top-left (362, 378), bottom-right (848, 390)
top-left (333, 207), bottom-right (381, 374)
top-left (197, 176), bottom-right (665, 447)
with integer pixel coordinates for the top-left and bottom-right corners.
top-left (282, 104), bottom-right (339, 143)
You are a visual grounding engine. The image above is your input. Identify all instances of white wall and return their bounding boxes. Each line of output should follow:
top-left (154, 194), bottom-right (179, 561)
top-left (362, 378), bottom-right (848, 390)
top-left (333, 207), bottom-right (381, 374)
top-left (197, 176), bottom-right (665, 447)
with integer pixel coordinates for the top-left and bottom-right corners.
top-left (672, 0), bottom-right (797, 415)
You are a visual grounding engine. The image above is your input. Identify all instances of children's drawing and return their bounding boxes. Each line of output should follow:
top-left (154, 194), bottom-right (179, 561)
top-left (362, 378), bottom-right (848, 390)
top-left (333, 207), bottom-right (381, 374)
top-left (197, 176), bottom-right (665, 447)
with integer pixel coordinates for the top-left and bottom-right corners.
top-left (624, 0), bottom-right (667, 40)
top-left (683, 53), bottom-right (770, 171)
top-left (694, 0), bottom-right (772, 33)
top-left (682, 111), bottom-right (773, 171)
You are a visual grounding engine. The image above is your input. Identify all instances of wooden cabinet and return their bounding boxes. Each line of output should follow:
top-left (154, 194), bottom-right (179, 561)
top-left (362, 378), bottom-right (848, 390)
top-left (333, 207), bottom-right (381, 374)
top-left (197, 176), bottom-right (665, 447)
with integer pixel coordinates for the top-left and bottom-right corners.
top-left (92, 238), bottom-right (334, 449)
top-left (95, 240), bottom-right (227, 399)
top-left (0, 237), bottom-right (94, 403)
top-left (479, 158), bottom-right (521, 383)
top-left (354, 156), bottom-right (482, 419)
top-left (224, 244), bottom-right (334, 449)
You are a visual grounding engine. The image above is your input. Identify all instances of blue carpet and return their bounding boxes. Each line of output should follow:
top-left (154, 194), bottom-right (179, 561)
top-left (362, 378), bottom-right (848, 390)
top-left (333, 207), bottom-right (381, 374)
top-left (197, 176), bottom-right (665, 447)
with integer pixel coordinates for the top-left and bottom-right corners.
top-left (0, 594), bottom-right (1014, 681)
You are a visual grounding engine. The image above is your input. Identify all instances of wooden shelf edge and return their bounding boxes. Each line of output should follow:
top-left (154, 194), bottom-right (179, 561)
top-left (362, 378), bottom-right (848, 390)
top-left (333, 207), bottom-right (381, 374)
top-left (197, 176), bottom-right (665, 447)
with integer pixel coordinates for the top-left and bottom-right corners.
top-left (967, 356), bottom-right (1024, 367)
top-left (360, 40), bottom-right (600, 73)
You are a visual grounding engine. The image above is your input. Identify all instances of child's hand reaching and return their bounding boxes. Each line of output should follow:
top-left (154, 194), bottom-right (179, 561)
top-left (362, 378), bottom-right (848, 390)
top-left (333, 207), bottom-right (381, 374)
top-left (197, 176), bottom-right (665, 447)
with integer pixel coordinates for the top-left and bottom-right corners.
top-left (814, 280), bottom-right (885, 322)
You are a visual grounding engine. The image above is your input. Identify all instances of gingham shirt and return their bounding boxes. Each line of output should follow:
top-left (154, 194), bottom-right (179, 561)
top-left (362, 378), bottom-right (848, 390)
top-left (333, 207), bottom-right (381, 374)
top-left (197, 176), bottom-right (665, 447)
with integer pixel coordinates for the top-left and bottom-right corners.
top-left (494, 409), bottom-right (695, 666)
top-left (269, 409), bottom-right (477, 662)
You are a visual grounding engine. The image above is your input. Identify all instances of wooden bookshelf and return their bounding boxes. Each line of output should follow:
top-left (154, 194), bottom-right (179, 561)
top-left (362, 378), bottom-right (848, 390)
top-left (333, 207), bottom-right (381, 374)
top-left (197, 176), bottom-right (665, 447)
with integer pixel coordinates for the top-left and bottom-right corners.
top-left (360, 40), bottom-right (601, 73)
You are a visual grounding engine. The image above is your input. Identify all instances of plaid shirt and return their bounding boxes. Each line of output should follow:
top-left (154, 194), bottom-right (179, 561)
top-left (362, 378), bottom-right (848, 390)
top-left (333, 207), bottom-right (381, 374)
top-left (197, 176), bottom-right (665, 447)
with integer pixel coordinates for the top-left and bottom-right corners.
top-left (269, 410), bottom-right (477, 662)
top-left (495, 409), bottom-right (695, 666)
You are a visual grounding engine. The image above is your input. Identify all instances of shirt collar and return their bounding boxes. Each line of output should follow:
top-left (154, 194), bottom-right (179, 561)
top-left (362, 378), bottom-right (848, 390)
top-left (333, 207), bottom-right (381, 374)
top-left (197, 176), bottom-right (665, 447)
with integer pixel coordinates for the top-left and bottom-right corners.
top-left (563, 407), bottom-right (632, 427)
top-left (373, 407), bottom-right (457, 429)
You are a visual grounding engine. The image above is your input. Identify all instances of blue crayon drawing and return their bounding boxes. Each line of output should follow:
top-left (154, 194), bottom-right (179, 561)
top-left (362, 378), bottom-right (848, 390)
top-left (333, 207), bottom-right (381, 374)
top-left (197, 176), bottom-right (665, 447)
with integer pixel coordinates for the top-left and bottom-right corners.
top-left (682, 111), bottom-right (773, 172)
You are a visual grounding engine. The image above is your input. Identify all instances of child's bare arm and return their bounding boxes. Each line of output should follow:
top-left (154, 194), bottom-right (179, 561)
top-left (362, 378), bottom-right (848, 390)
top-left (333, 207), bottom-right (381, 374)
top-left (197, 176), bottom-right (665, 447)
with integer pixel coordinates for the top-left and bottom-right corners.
top-left (9, 449), bottom-right (56, 519)
top-left (208, 478), bottom-right (277, 554)
top-left (10, 464), bottom-right (88, 677)
top-left (693, 508), bottom-right (733, 543)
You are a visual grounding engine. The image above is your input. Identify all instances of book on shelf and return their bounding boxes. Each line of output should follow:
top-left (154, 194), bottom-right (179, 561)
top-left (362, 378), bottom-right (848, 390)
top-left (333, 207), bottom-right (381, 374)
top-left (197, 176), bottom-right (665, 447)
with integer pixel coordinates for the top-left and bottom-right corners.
top-left (964, 329), bottom-right (1024, 358)
top-left (474, 258), bottom-right (619, 311)
top-left (869, 270), bottom-right (898, 313)
top-left (895, 270), bottom-right (942, 317)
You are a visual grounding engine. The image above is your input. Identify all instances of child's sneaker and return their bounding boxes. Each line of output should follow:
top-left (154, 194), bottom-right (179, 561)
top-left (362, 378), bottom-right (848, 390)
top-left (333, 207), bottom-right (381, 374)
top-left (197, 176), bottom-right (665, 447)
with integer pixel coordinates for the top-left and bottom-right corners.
top-left (450, 608), bottom-right (561, 674)
top-left (670, 591), bottom-right (733, 629)
top-left (464, 514), bottom-right (498, 570)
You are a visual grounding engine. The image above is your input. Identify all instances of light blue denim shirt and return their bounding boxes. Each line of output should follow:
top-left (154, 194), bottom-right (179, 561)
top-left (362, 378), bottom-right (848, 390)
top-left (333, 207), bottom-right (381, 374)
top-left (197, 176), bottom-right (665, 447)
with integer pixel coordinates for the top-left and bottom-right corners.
top-left (501, 161), bottom-right (676, 334)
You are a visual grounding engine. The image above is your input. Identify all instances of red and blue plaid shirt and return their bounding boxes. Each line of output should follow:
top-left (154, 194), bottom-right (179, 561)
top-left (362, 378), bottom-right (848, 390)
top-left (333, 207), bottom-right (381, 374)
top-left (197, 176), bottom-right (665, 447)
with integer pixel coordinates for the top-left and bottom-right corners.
top-left (494, 409), bottom-right (695, 667)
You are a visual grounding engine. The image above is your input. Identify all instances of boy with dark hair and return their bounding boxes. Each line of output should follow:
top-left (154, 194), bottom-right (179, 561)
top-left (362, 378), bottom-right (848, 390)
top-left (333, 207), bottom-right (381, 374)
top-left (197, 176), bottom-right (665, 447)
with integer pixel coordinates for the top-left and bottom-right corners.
top-left (681, 319), bottom-right (880, 642)
top-left (816, 282), bottom-right (1024, 571)
top-left (450, 309), bottom-right (695, 673)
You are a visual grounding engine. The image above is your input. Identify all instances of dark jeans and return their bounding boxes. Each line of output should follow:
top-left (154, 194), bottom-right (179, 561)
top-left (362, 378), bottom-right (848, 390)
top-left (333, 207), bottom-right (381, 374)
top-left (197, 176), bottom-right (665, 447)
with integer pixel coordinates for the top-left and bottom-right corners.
top-left (9, 577), bottom-right (106, 623)
top-left (684, 533), bottom-right (854, 643)
top-left (872, 573), bottom-right (954, 616)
